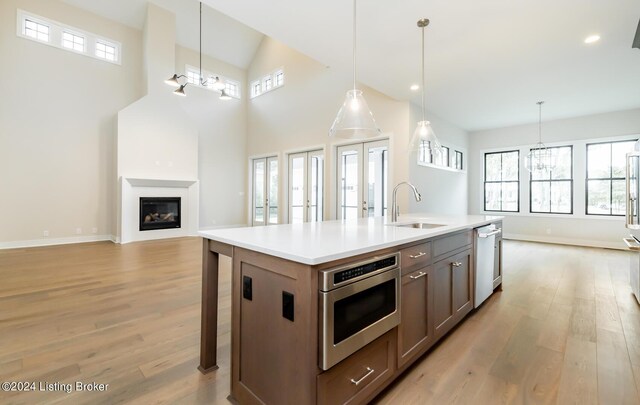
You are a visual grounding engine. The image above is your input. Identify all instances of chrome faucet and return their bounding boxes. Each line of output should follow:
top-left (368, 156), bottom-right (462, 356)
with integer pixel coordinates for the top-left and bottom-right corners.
top-left (391, 182), bottom-right (422, 222)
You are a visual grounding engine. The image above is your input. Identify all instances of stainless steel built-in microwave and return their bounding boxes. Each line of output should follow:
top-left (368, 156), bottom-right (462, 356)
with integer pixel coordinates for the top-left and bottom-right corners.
top-left (318, 253), bottom-right (401, 370)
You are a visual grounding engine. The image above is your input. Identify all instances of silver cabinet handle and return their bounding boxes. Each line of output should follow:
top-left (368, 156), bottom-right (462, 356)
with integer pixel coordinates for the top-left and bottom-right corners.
top-left (350, 367), bottom-right (375, 386)
top-left (409, 252), bottom-right (426, 259)
top-left (409, 271), bottom-right (427, 280)
top-left (478, 229), bottom-right (502, 238)
top-left (452, 261), bottom-right (462, 267)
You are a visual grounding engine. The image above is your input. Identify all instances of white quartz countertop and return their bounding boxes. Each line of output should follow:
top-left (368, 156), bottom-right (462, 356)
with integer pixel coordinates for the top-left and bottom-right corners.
top-left (199, 214), bottom-right (503, 265)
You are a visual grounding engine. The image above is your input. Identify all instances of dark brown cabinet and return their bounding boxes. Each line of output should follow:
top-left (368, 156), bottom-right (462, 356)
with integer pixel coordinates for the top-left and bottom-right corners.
top-left (433, 248), bottom-right (473, 338)
top-left (397, 266), bottom-right (433, 368)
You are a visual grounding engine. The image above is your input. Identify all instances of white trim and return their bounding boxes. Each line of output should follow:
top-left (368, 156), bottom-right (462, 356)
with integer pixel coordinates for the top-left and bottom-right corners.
top-left (0, 235), bottom-right (113, 250)
top-left (504, 233), bottom-right (625, 251)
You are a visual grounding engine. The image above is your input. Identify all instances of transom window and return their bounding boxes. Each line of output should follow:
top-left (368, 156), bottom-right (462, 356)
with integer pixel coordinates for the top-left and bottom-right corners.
top-left (250, 68), bottom-right (284, 98)
top-left (186, 69), bottom-right (201, 85)
top-left (530, 146), bottom-right (573, 214)
top-left (18, 10), bottom-right (122, 65)
top-left (95, 41), bottom-right (116, 62)
top-left (454, 150), bottom-right (463, 170)
top-left (62, 32), bottom-right (84, 52)
top-left (586, 140), bottom-right (637, 215)
top-left (484, 150), bottom-right (519, 212)
top-left (24, 19), bottom-right (49, 42)
top-left (225, 82), bottom-right (239, 98)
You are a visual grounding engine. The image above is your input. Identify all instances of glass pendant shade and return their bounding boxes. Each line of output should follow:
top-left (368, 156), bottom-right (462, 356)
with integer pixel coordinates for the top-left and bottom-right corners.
top-left (409, 120), bottom-right (441, 153)
top-left (525, 143), bottom-right (556, 173)
top-left (329, 89), bottom-right (381, 139)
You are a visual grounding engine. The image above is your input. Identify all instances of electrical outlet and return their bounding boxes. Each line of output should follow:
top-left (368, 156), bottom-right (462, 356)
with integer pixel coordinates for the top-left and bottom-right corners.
top-left (76, 228), bottom-right (82, 235)
top-left (211, 220), bottom-right (217, 225)
top-left (43, 230), bottom-right (49, 237)
top-left (92, 227), bottom-right (98, 234)
top-left (546, 228), bottom-right (551, 235)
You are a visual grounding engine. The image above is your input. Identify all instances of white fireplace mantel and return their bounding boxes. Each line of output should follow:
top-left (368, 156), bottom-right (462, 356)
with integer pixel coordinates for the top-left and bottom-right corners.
top-left (118, 177), bottom-right (199, 244)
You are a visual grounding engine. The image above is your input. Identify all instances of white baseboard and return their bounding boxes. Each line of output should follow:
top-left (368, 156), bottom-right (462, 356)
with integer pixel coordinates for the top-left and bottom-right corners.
top-left (504, 233), bottom-right (625, 250)
top-left (0, 235), bottom-right (114, 250)
top-left (198, 223), bottom-right (248, 232)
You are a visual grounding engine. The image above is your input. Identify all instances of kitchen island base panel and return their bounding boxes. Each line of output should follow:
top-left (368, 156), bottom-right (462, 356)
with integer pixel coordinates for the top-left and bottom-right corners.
top-left (231, 247), bottom-right (319, 405)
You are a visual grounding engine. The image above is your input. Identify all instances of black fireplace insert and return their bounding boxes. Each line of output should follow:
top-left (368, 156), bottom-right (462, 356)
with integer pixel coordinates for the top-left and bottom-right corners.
top-left (139, 197), bottom-right (181, 231)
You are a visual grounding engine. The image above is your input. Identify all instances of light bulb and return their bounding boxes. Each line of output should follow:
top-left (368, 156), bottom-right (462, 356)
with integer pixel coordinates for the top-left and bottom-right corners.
top-left (350, 97), bottom-right (360, 111)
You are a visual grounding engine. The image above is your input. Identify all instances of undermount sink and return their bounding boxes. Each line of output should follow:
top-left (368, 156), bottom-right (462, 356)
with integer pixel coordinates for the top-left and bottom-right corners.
top-left (393, 222), bottom-right (446, 229)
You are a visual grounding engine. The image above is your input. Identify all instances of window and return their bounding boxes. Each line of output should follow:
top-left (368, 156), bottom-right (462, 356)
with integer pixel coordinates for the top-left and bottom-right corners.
top-left (437, 146), bottom-right (450, 167)
top-left (250, 68), bottom-right (284, 98)
top-left (484, 150), bottom-right (519, 212)
top-left (275, 70), bottom-right (284, 87)
top-left (252, 157), bottom-right (278, 226)
top-left (186, 69), bottom-right (201, 85)
top-left (18, 10), bottom-right (121, 64)
top-left (95, 41), bottom-right (116, 61)
top-left (454, 150), bottom-right (463, 170)
top-left (24, 19), bottom-right (49, 42)
top-left (419, 141), bottom-right (433, 164)
top-left (251, 81), bottom-right (262, 98)
top-left (263, 76), bottom-right (273, 91)
top-left (62, 31), bottom-right (84, 52)
top-left (586, 140), bottom-right (637, 215)
top-left (224, 81), bottom-right (239, 98)
top-left (530, 146), bottom-right (573, 214)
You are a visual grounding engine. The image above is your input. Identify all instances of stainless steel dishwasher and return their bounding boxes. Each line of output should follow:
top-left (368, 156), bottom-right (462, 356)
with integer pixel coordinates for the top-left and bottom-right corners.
top-left (474, 224), bottom-right (501, 307)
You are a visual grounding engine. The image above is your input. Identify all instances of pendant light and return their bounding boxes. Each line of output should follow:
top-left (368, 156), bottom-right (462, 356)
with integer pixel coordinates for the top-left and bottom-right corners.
top-left (408, 19), bottom-right (442, 156)
top-left (164, 2), bottom-right (229, 100)
top-left (525, 101), bottom-right (555, 172)
top-left (329, 0), bottom-right (381, 139)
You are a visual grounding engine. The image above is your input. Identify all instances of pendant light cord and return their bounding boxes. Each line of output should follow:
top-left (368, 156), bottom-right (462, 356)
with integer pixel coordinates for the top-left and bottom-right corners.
top-left (199, 2), bottom-right (206, 86)
top-left (537, 101), bottom-right (544, 143)
top-left (352, 0), bottom-right (357, 91)
top-left (421, 25), bottom-right (425, 122)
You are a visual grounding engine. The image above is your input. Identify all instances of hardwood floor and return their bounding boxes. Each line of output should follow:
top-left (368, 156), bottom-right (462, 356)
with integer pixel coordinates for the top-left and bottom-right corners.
top-left (1, 238), bottom-right (639, 404)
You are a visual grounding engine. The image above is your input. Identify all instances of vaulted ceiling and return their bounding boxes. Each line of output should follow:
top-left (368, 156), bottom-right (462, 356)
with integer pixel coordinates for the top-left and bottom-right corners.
top-left (63, 0), bottom-right (640, 131)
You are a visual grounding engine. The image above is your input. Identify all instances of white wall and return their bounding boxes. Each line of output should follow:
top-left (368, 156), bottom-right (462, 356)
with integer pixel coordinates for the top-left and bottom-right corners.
top-left (408, 102), bottom-right (469, 215)
top-left (468, 108), bottom-right (640, 249)
top-left (246, 37), bottom-right (469, 223)
top-left (0, 0), bottom-right (143, 246)
top-left (175, 46), bottom-right (248, 228)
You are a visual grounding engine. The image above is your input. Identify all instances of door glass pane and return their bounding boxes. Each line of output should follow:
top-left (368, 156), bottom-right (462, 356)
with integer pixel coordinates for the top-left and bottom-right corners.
top-left (268, 159), bottom-right (278, 224)
top-left (341, 151), bottom-right (359, 220)
top-left (290, 156), bottom-right (305, 224)
top-left (310, 154), bottom-right (324, 222)
top-left (367, 146), bottom-right (387, 217)
top-left (253, 160), bottom-right (265, 224)
top-left (587, 179), bottom-right (611, 214)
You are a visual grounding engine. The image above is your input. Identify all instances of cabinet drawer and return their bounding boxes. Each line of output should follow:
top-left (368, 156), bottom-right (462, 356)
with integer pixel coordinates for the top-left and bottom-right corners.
top-left (433, 231), bottom-right (472, 259)
top-left (317, 330), bottom-right (395, 405)
top-left (400, 242), bottom-right (431, 274)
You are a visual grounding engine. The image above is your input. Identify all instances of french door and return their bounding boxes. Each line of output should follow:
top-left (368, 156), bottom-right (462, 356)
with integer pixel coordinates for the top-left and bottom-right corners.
top-left (288, 150), bottom-right (324, 224)
top-left (337, 140), bottom-right (389, 220)
top-left (252, 156), bottom-right (278, 226)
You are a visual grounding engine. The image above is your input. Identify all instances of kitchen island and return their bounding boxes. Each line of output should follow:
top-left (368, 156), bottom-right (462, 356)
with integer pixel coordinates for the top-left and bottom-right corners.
top-left (198, 214), bottom-right (503, 405)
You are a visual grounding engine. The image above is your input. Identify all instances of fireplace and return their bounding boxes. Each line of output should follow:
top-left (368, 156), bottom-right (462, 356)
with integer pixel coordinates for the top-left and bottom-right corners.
top-left (139, 197), bottom-right (181, 231)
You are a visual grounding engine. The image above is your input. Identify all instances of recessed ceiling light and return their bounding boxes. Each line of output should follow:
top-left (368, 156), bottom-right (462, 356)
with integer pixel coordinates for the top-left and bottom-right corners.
top-left (584, 34), bottom-right (600, 44)
top-left (410, 84), bottom-right (420, 91)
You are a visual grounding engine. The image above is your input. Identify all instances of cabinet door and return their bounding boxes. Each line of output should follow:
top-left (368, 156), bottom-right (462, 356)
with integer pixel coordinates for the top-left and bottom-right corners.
top-left (398, 266), bottom-right (433, 368)
top-left (452, 249), bottom-right (473, 321)
top-left (493, 237), bottom-right (502, 288)
top-left (433, 258), bottom-right (454, 337)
